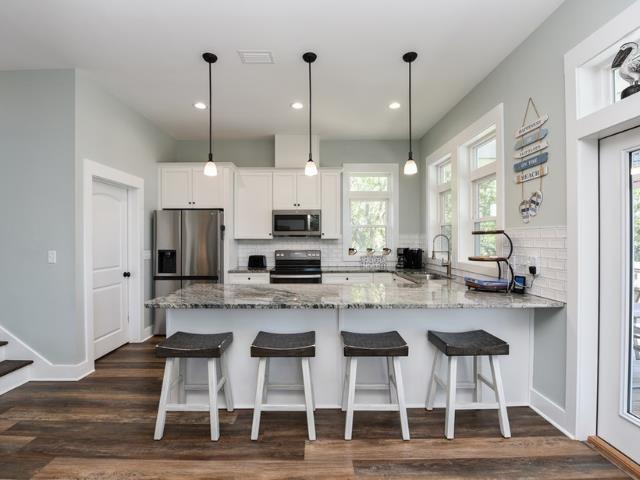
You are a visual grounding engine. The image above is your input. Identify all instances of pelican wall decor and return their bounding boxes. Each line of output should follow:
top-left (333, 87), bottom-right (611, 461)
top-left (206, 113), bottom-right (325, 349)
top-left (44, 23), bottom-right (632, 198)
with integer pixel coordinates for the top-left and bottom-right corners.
top-left (611, 41), bottom-right (640, 99)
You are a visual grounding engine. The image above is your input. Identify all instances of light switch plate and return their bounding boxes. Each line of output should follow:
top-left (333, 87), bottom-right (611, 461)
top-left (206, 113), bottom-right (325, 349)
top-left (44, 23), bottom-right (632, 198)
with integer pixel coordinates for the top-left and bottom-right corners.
top-left (48, 250), bottom-right (57, 264)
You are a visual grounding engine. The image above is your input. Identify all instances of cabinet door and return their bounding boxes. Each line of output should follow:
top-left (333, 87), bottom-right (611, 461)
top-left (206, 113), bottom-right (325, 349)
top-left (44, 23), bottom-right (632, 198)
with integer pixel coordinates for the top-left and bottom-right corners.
top-left (235, 172), bottom-right (273, 239)
top-left (322, 273), bottom-right (372, 284)
top-left (192, 167), bottom-right (224, 208)
top-left (296, 173), bottom-right (321, 209)
top-left (273, 172), bottom-right (297, 209)
top-left (161, 167), bottom-right (192, 208)
top-left (320, 172), bottom-right (341, 239)
top-left (228, 273), bottom-right (270, 284)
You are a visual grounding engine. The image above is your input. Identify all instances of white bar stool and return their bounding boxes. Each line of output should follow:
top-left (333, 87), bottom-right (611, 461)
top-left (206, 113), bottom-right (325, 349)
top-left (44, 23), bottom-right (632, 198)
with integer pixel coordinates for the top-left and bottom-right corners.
top-left (341, 330), bottom-right (410, 441)
top-left (154, 331), bottom-right (234, 441)
top-left (250, 331), bottom-right (316, 441)
top-left (425, 329), bottom-right (511, 440)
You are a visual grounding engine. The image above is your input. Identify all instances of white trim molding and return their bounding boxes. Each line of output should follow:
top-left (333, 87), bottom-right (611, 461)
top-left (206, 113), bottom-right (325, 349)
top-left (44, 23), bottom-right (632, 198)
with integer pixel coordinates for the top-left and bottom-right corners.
top-left (564, 1), bottom-right (640, 440)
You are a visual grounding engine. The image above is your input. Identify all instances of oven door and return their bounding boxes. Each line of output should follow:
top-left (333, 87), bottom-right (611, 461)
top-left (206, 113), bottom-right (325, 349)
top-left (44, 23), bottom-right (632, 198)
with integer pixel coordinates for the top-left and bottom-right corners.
top-left (270, 273), bottom-right (322, 284)
top-left (272, 211), bottom-right (321, 237)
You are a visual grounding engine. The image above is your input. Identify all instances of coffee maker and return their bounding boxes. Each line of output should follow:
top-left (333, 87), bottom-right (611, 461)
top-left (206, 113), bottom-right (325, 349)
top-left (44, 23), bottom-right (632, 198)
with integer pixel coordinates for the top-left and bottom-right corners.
top-left (396, 248), bottom-right (406, 268)
top-left (402, 248), bottom-right (424, 269)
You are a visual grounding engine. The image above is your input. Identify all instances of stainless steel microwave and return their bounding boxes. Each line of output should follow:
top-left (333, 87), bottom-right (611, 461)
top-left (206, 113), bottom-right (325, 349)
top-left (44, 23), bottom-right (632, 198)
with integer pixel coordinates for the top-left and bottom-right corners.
top-left (272, 210), bottom-right (321, 237)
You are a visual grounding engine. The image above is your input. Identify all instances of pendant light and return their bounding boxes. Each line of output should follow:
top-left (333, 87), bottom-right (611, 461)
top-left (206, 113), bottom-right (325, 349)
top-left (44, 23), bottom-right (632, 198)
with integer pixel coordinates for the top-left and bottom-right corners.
top-left (203, 52), bottom-right (218, 177)
top-left (303, 52), bottom-right (318, 176)
top-left (403, 51), bottom-right (418, 176)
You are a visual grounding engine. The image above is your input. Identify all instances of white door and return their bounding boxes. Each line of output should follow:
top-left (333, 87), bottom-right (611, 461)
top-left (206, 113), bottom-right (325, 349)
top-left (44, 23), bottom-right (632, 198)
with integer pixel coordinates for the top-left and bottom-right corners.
top-left (161, 167), bottom-right (192, 208)
top-left (320, 171), bottom-right (341, 239)
top-left (273, 172), bottom-right (297, 209)
top-left (599, 127), bottom-right (640, 463)
top-left (296, 172), bottom-right (321, 209)
top-left (92, 180), bottom-right (129, 359)
top-left (192, 167), bottom-right (224, 208)
top-left (234, 172), bottom-right (273, 239)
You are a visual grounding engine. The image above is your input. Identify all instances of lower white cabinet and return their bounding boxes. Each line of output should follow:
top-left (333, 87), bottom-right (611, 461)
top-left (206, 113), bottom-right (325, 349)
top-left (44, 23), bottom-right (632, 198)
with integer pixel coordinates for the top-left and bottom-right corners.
top-left (322, 273), bottom-right (373, 285)
top-left (227, 273), bottom-right (270, 284)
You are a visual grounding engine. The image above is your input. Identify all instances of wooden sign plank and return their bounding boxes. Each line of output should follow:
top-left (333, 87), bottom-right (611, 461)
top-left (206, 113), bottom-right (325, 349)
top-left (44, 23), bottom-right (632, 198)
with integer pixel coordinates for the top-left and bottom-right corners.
top-left (515, 114), bottom-right (549, 138)
top-left (515, 165), bottom-right (548, 184)
top-left (514, 152), bottom-right (548, 172)
top-left (514, 140), bottom-right (548, 159)
top-left (514, 128), bottom-right (548, 150)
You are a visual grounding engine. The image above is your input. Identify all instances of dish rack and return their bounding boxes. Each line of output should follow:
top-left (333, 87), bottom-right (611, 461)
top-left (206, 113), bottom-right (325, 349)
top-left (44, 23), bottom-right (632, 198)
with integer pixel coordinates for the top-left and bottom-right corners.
top-left (465, 230), bottom-right (514, 293)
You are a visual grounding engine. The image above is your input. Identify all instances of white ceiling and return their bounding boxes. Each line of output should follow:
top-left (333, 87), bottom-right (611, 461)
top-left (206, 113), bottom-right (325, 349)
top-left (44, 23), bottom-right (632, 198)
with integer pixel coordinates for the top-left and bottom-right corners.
top-left (0, 0), bottom-right (564, 140)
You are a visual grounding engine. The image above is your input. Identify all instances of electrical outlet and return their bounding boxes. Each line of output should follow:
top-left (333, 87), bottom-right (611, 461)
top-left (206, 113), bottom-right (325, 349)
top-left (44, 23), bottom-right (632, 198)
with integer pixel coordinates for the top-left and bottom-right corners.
top-left (47, 250), bottom-right (57, 264)
top-left (528, 256), bottom-right (540, 276)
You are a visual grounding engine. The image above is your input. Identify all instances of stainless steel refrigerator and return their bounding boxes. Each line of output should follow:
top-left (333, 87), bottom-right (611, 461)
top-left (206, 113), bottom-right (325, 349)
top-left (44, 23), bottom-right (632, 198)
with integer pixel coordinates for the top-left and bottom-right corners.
top-left (153, 209), bottom-right (224, 334)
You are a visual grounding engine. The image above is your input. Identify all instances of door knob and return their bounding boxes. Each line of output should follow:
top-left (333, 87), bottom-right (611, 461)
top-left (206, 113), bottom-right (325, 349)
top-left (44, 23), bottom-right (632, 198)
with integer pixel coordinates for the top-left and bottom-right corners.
top-left (123, 271), bottom-right (131, 278)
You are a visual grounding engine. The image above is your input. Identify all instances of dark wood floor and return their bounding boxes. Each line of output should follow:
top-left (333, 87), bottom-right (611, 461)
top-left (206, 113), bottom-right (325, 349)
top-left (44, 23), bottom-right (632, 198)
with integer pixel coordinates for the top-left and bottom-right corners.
top-left (0, 337), bottom-right (630, 479)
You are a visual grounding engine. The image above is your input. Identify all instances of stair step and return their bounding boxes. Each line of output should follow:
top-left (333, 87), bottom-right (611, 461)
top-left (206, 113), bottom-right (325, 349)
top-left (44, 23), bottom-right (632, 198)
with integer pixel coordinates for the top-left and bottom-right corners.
top-left (0, 341), bottom-right (7, 347)
top-left (0, 360), bottom-right (33, 378)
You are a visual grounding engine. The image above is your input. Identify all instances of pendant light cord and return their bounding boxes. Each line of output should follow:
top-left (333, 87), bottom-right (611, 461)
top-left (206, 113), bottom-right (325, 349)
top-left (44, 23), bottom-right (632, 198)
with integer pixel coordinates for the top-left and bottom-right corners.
top-left (408, 60), bottom-right (413, 159)
top-left (308, 60), bottom-right (312, 161)
top-left (209, 61), bottom-right (213, 161)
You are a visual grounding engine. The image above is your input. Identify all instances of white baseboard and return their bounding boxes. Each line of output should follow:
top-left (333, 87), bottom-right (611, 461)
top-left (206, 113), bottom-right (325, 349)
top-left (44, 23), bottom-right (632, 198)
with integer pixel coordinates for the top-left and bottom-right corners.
top-left (0, 323), bottom-right (94, 383)
top-left (530, 388), bottom-right (573, 439)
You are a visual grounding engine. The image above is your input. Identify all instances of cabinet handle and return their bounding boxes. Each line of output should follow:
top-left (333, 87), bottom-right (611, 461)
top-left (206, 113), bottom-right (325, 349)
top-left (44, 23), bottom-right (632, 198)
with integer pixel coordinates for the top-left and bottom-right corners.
top-left (248, 277), bottom-right (251, 280)
top-left (346, 277), bottom-right (349, 281)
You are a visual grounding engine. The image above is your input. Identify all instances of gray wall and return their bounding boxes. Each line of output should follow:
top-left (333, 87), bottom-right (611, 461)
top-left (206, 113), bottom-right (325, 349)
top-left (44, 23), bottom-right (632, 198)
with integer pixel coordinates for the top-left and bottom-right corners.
top-left (75, 71), bottom-right (176, 328)
top-left (420, 0), bottom-right (634, 228)
top-left (174, 139), bottom-right (422, 235)
top-left (0, 70), bottom-right (81, 363)
top-left (418, 0), bottom-right (634, 408)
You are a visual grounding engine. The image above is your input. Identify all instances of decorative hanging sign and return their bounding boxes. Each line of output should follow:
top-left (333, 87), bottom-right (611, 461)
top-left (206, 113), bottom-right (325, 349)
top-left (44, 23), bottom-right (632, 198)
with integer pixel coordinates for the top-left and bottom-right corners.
top-left (514, 127), bottom-right (548, 150)
top-left (515, 165), bottom-right (548, 184)
top-left (514, 140), bottom-right (548, 159)
top-left (514, 152), bottom-right (548, 172)
top-left (515, 113), bottom-right (548, 138)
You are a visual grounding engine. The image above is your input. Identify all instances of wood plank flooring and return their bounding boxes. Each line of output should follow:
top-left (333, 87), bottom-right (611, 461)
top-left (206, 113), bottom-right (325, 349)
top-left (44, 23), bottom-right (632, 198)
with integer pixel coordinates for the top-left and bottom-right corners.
top-left (0, 337), bottom-right (630, 479)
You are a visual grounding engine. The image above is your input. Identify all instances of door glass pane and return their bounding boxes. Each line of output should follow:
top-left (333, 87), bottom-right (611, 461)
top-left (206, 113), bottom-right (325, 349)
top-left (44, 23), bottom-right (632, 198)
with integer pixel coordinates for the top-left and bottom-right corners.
top-left (630, 149), bottom-right (640, 418)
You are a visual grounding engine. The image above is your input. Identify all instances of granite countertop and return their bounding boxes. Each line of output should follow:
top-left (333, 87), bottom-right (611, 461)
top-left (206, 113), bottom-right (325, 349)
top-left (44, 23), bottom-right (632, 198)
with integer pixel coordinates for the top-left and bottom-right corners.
top-left (145, 281), bottom-right (564, 310)
top-left (227, 266), bottom-right (426, 274)
top-left (227, 268), bottom-right (272, 274)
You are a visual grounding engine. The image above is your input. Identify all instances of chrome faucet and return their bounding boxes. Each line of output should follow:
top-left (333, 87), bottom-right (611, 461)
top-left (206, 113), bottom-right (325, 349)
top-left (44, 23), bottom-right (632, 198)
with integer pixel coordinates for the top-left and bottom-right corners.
top-left (431, 234), bottom-right (451, 277)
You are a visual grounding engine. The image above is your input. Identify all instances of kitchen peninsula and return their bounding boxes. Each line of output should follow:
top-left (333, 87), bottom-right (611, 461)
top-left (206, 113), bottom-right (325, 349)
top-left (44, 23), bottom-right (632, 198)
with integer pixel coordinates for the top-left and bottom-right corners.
top-left (146, 276), bottom-right (563, 409)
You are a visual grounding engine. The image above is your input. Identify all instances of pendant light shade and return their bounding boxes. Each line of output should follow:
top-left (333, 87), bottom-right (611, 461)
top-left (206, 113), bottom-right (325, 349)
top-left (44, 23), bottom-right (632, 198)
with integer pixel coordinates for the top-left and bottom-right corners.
top-left (303, 52), bottom-right (318, 176)
top-left (202, 52), bottom-right (218, 177)
top-left (403, 51), bottom-right (418, 176)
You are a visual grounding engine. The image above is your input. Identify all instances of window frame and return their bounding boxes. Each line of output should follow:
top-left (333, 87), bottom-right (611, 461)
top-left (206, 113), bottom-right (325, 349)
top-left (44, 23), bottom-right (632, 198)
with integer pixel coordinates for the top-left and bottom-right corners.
top-left (342, 163), bottom-right (399, 262)
top-left (436, 156), bottom-right (453, 240)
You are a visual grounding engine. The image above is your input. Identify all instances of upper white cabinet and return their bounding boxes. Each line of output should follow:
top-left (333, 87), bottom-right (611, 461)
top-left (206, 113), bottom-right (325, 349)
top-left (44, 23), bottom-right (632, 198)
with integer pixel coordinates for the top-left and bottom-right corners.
top-left (160, 166), bottom-right (224, 209)
top-left (235, 171), bottom-right (273, 239)
top-left (272, 171), bottom-right (320, 210)
top-left (320, 171), bottom-right (341, 239)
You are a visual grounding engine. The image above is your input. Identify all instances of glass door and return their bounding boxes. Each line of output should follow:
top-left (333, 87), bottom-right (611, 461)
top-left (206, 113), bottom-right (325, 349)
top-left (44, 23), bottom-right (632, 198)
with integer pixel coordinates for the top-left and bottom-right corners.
top-left (599, 127), bottom-right (640, 463)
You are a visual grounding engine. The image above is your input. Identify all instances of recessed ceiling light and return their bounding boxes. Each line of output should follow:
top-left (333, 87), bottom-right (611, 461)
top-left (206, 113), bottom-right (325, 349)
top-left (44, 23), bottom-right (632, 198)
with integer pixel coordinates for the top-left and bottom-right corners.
top-left (193, 102), bottom-right (207, 110)
top-left (291, 102), bottom-right (304, 110)
top-left (388, 102), bottom-right (401, 110)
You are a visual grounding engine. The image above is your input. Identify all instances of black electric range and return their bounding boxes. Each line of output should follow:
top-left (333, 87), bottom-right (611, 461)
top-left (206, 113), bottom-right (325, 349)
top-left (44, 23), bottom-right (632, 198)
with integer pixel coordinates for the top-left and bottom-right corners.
top-left (269, 250), bottom-right (322, 284)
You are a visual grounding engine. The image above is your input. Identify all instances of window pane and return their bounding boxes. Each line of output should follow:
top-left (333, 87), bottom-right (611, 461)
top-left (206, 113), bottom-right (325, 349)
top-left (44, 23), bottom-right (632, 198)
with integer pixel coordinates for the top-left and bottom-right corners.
top-left (629, 149), bottom-right (640, 418)
top-left (350, 200), bottom-right (387, 226)
top-left (438, 162), bottom-right (452, 184)
top-left (440, 190), bottom-right (452, 224)
top-left (476, 176), bottom-right (497, 218)
top-left (474, 220), bottom-right (497, 256)
top-left (473, 137), bottom-right (496, 168)
top-left (349, 175), bottom-right (389, 192)
top-left (440, 224), bottom-right (452, 241)
top-left (352, 227), bottom-right (387, 252)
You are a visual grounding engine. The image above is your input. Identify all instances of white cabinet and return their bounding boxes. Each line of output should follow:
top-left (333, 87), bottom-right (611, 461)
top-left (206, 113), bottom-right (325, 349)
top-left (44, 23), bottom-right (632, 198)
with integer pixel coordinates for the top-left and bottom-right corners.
top-left (160, 166), bottom-right (225, 209)
top-left (272, 171), bottom-right (320, 210)
top-left (228, 273), bottom-right (270, 284)
top-left (235, 171), bottom-right (273, 239)
top-left (320, 171), bottom-right (341, 239)
top-left (322, 273), bottom-right (373, 284)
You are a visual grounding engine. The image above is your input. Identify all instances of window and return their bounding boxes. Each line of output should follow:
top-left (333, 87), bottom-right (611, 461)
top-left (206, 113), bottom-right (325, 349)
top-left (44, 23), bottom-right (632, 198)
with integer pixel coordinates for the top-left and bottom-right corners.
top-left (343, 165), bottom-right (399, 260)
top-left (436, 159), bottom-right (452, 242)
top-left (469, 133), bottom-right (498, 256)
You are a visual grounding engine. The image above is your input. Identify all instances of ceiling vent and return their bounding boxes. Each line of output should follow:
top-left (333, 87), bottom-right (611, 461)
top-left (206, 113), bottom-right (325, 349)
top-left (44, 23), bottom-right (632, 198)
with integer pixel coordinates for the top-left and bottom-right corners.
top-left (237, 50), bottom-right (274, 64)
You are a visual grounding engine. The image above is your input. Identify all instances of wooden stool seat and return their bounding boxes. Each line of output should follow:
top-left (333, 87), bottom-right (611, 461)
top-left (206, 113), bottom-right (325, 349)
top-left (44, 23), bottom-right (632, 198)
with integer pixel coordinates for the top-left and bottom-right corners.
top-left (425, 329), bottom-right (510, 440)
top-left (341, 330), bottom-right (409, 357)
top-left (154, 332), bottom-right (234, 442)
top-left (251, 331), bottom-right (315, 358)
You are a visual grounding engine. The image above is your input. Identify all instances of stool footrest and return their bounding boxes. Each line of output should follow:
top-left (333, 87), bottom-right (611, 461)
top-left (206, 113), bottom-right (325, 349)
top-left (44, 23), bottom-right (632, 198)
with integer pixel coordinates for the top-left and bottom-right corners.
top-left (354, 383), bottom-right (393, 391)
top-left (266, 383), bottom-right (304, 391)
top-left (165, 403), bottom-right (211, 412)
top-left (353, 403), bottom-right (400, 411)
top-left (260, 404), bottom-right (307, 412)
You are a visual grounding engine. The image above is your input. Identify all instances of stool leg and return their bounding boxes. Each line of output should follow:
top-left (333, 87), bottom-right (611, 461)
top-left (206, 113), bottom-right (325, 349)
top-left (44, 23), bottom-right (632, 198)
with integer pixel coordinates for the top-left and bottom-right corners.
top-left (444, 356), bottom-right (458, 440)
top-left (207, 358), bottom-right (220, 441)
top-left (301, 357), bottom-right (316, 441)
top-left (489, 355), bottom-right (511, 438)
top-left (251, 357), bottom-right (267, 441)
top-left (392, 356), bottom-right (410, 441)
top-left (309, 360), bottom-right (316, 411)
top-left (341, 357), bottom-right (351, 412)
top-left (473, 356), bottom-right (482, 403)
top-left (154, 357), bottom-right (173, 440)
top-left (344, 357), bottom-right (358, 440)
top-left (387, 357), bottom-right (397, 404)
top-left (262, 358), bottom-right (270, 404)
top-left (177, 358), bottom-right (186, 404)
top-left (220, 354), bottom-right (234, 412)
top-left (425, 349), bottom-right (440, 410)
